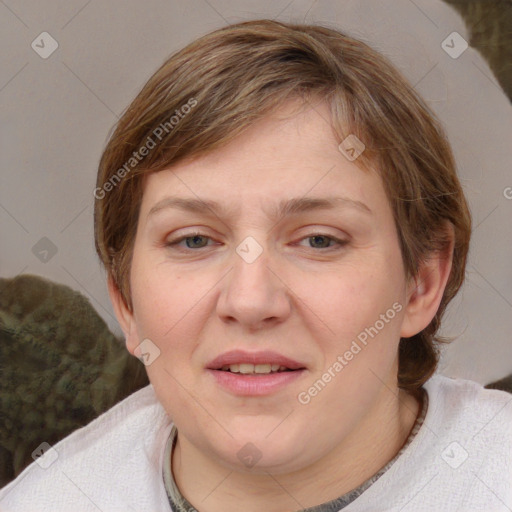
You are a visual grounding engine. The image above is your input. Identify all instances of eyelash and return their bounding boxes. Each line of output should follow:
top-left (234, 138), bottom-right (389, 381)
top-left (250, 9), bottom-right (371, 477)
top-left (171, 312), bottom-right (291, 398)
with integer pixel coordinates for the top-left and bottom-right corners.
top-left (164, 231), bottom-right (348, 252)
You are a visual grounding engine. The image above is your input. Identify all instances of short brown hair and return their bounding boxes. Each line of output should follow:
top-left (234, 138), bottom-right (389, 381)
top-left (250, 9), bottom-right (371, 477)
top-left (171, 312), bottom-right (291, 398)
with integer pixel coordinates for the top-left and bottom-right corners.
top-left (94, 19), bottom-right (472, 393)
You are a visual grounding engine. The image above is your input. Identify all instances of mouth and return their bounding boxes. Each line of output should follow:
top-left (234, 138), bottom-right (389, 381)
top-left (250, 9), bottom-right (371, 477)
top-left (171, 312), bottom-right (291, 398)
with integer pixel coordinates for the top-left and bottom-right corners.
top-left (218, 363), bottom-right (299, 375)
top-left (206, 350), bottom-right (306, 395)
top-left (206, 349), bottom-right (306, 372)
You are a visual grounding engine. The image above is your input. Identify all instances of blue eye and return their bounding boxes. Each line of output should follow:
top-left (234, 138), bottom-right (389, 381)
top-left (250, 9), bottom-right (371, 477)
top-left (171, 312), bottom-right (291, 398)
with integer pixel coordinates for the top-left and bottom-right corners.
top-left (300, 234), bottom-right (346, 249)
top-left (166, 233), bottom-right (212, 250)
top-left (165, 232), bottom-right (348, 252)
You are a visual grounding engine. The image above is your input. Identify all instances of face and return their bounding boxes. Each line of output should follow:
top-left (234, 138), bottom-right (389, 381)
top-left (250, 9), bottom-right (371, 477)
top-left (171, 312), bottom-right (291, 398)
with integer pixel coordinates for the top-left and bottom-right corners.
top-left (114, 99), bottom-right (417, 474)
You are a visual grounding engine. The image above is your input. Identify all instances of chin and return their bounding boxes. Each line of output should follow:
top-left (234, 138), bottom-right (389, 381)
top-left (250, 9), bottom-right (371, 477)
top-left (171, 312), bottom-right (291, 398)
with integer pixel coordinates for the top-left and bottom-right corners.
top-left (223, 447), bottom-right (308, 475)
top-left (208, 427), bottom-right (310, 474)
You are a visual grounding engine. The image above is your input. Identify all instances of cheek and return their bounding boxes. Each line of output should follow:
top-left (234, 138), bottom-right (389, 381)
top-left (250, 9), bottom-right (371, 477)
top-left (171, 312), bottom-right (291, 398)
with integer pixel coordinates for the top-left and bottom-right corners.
top-left (131, 250), bottom-right (184, 332)
top-left (130, 255), bottom-right (214, 372)
top-left (296, 262), bottom-right (402, 340)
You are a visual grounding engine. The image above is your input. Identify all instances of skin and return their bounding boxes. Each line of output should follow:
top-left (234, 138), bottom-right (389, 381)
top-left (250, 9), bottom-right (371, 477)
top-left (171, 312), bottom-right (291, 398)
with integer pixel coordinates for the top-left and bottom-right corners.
top-left (109, 99), bottom-right (453, 512)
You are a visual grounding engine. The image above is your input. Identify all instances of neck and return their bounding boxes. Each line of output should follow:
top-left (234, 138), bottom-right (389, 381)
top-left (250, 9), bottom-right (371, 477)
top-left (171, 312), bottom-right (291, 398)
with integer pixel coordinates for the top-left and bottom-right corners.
top-left (171, 387), bottom-right (421, 512)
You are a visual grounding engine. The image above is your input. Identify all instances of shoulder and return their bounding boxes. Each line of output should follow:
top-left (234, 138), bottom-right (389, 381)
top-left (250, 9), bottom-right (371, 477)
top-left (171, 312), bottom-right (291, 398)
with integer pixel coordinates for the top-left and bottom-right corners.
top-left (350, 374), bottom-right (512, 510)
top-left (0, 385), bottom-right (173, 512)
top-left (416, 373), bottom-right (512, 504)
top-left (424, 372), bottom-right (512, 432)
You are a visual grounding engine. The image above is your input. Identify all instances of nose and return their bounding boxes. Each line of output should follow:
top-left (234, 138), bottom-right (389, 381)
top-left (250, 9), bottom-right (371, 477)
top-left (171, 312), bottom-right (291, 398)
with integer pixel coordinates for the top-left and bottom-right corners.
top-left (216, 239), bottom-right (292, 331)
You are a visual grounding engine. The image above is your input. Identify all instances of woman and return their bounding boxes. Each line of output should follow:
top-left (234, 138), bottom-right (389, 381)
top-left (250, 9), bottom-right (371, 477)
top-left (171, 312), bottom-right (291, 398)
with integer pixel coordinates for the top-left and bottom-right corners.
top-left (1, 19), bottom-right (510, 512)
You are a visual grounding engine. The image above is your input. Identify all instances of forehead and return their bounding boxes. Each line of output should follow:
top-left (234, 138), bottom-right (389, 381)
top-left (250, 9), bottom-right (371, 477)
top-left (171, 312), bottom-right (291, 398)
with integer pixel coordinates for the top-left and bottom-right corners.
top-left (139, 100), bottom-right (387, 220)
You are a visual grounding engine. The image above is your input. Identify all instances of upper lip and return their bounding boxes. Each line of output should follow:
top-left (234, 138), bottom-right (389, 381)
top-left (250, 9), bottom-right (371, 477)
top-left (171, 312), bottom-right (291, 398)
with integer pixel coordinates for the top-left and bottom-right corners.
top-left (206, 350), bottom-right (306, 370)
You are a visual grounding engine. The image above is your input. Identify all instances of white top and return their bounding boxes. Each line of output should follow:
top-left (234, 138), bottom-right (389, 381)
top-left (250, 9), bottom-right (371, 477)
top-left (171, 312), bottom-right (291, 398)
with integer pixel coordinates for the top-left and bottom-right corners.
top-left (1, 373), bottom-right (511, 512)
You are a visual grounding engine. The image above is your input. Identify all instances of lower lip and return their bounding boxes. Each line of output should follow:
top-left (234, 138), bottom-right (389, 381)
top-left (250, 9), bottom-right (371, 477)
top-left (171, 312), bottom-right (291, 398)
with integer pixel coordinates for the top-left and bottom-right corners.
top-left (207, 369), bottom-right (306, 396)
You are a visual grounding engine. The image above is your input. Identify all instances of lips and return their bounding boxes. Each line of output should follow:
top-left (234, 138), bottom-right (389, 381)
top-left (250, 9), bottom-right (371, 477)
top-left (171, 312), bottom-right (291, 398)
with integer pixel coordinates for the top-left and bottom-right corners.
top-left (220, 363), bottom-right (291, 374)
top-left (206, 349), bottom-right (306, 372)
top-left (206, 350), bottom-right (307, 395)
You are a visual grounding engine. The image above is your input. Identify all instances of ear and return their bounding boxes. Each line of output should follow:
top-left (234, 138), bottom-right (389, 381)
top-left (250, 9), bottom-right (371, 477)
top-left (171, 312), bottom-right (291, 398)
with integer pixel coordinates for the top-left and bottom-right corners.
top-left (107, 275), bottom-right (140, 356)
top-left (400, 223), bottom-right (455, 338)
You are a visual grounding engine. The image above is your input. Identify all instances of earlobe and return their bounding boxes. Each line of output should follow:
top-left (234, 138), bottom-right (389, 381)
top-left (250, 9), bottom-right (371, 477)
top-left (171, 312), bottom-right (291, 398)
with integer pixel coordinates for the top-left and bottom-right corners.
top-left (107, 275), bottom-right (139, 355)
top-left (400, 226), bottom-right (454, 339)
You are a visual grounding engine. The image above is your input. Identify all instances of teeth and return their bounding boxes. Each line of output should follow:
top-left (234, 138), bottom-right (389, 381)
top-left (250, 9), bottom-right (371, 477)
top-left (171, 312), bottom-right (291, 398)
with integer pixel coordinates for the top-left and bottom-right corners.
top-left (240, 363), bottom-right (256, 374)
top-left (221, 363), bottom-right (289, 374)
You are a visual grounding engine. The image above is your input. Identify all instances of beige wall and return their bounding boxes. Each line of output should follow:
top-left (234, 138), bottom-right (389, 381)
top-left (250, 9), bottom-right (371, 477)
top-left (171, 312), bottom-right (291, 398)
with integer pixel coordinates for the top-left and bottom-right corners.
top-left (1, 0), bottom-right (511, 385)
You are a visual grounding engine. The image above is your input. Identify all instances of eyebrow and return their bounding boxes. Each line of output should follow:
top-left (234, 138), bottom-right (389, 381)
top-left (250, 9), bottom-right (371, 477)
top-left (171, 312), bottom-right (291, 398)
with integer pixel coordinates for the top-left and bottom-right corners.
top-left (147, 195), bottom-right (372, 220)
